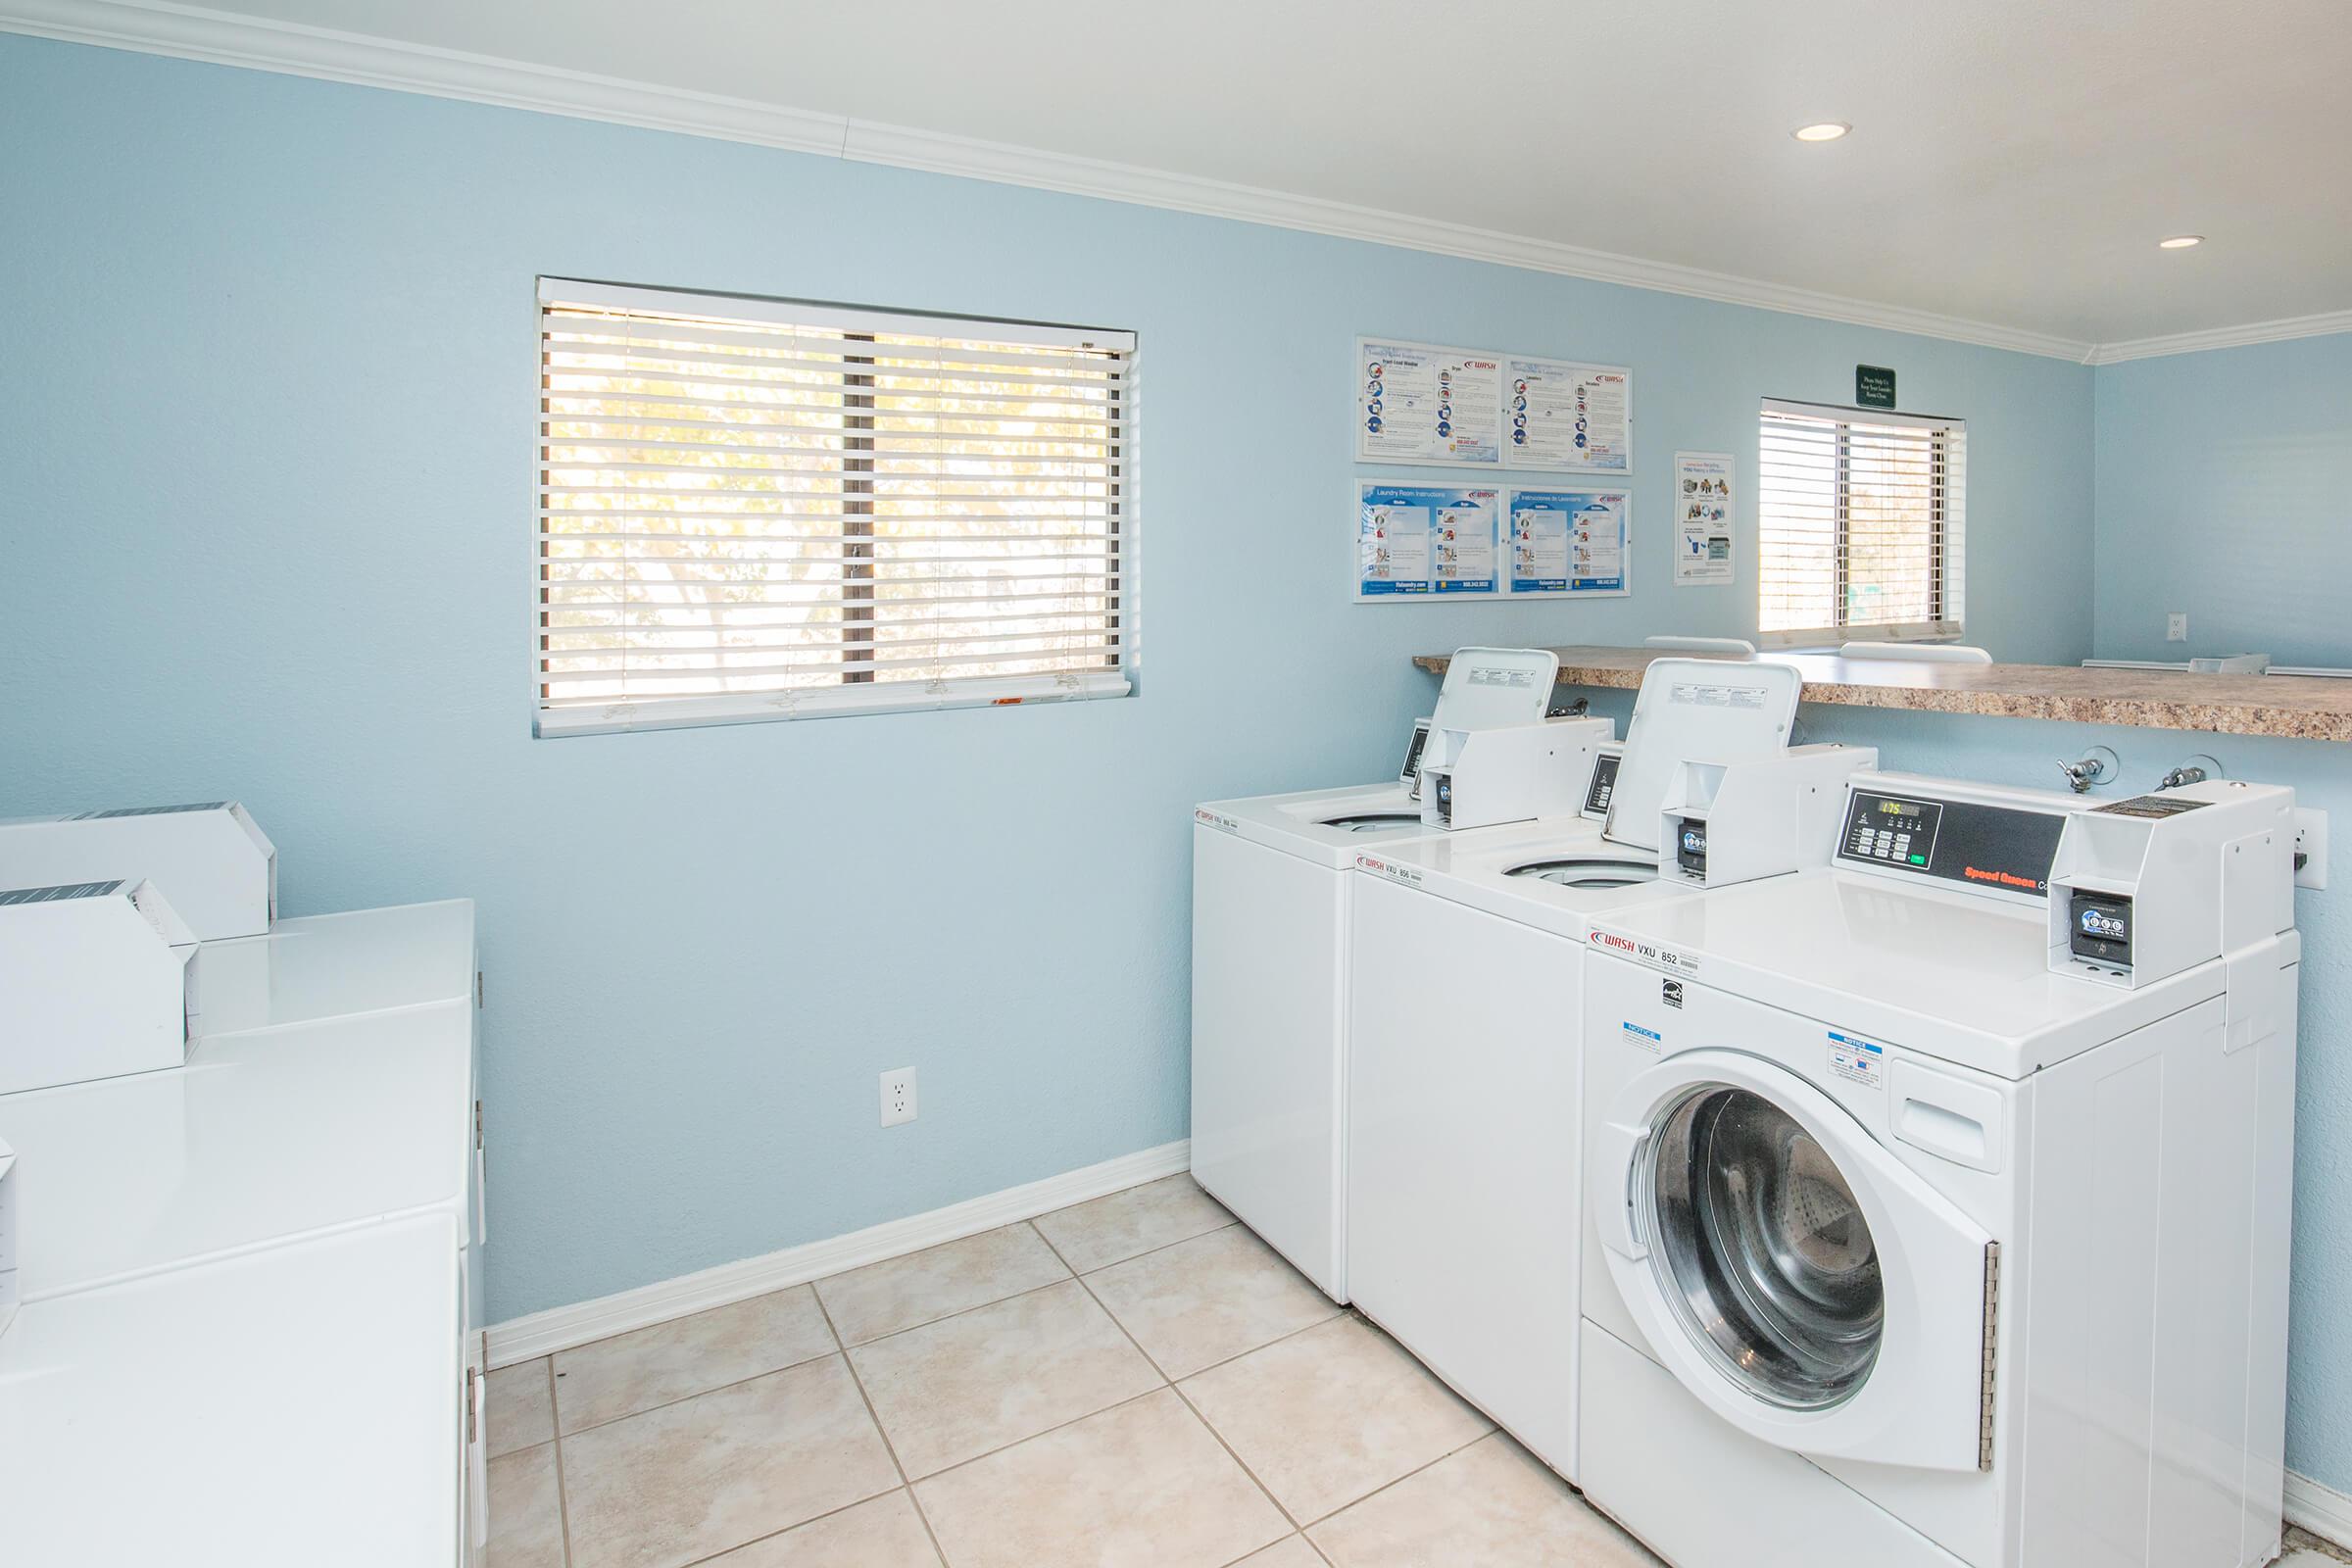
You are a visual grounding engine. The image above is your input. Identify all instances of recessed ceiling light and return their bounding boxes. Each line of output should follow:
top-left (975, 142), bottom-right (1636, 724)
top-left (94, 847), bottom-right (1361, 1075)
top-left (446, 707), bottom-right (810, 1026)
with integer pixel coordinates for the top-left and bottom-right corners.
top-left (1792, 122), bottom-right (1851, 143)
top-left (2158, 234), bottom-right (2204, 249)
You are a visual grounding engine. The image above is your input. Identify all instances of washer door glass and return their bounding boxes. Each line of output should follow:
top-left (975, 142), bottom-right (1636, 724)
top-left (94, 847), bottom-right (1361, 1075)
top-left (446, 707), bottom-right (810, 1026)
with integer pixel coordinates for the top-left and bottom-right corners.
top-left (1644, 1083), bottom-right (1884, 1408)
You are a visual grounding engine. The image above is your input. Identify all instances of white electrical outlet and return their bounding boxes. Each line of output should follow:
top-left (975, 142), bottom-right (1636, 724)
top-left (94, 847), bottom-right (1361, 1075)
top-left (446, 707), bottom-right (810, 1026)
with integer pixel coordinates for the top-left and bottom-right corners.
top-left (2167, 612), bottom-right (2189, 642)
top-left (879, 1067), bottom-right (917, 1127)
top-left (2294, 808), bottom-right (2328, 890)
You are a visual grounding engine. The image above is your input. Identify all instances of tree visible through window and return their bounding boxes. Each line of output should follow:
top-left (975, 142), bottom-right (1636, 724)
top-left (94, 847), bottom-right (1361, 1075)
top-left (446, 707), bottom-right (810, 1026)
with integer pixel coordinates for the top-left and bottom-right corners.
top-left (1757, 400), bottom-right (1965, 645)
top-left (534, 280), bottom-right (1133, 734)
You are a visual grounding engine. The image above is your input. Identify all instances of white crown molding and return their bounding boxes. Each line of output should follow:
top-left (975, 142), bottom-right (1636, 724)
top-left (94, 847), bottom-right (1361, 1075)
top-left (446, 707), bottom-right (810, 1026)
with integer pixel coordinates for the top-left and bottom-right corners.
top-left (485, 1138), bottom-right (1192, 1366)
top-left (6, 0), bottom-right (2346, 364)
top-left (0, 0), bottom-right (848, 153)
top-left (0, 0), bottom-right (2105, 359)
top-left (2288, 1469), bottom-right (2352, 1551)
top-left (2084, 309), bottom-right (2352, 365)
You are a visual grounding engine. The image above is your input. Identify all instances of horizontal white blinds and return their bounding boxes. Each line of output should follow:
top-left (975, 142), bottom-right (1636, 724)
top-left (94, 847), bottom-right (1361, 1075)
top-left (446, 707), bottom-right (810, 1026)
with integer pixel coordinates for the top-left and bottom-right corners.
top-left (537, 281), bottom-right (1133, 712)
top-left (1757, 400), bottom-right (1966, 638)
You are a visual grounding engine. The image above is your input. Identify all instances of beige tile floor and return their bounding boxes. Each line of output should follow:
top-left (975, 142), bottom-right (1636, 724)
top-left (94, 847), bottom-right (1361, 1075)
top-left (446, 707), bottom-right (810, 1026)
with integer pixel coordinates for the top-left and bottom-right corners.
top-left (486, 1172), bottom-right (2352, 1568)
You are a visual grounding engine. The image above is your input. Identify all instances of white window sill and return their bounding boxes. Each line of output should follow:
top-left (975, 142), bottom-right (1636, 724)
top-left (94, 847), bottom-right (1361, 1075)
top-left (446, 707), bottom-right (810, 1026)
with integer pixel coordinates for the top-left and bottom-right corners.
top-left (535, 671), bottom-right (1131, 737)
top-left (1760, 624), bottom-right (1965, 652)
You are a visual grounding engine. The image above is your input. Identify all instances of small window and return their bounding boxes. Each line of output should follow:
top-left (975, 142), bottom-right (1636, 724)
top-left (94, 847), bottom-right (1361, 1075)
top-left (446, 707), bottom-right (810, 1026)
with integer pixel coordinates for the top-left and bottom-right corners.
top-left (1757, 399), bottom-right (1965, 648)
top-left (536, 280), bottom-right (1133, 735)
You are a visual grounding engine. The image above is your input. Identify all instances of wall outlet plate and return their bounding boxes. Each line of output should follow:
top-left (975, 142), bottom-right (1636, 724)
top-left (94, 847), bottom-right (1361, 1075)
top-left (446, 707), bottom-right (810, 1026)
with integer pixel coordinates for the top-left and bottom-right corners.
top-left (2167, 612), bottom-right (2189, 642)
top-left (2294, 808), bottom-right (2328, 890)
top-left (880, 1067), bottom-right (917, 1127)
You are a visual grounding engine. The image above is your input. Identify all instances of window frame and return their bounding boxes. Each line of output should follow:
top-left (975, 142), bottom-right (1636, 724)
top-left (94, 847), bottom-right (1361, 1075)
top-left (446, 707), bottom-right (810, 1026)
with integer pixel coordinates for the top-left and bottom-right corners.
top-left (531, 278), bottom-right (1136, 738)
top-left (1754, 397), bottom-right (1965, 651)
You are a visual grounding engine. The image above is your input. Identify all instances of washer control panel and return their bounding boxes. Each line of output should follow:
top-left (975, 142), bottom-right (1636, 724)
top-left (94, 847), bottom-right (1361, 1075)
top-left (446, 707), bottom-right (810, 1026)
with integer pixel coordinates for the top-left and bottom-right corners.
top-left (1836, 786), bottom-right (2068, 896)
top-left (1582, 751), bottom-right (1623, 819)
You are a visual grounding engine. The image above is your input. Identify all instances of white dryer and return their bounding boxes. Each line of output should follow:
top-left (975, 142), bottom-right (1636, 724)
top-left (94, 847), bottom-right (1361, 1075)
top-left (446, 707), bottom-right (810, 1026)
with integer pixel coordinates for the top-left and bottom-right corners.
top-left (1191, 647), bottom-right (1604, 1300)
top-left (1578, 775), bottom-right (2299, 1568)
top-left (1344, 656), bottom-right (1872, 1482)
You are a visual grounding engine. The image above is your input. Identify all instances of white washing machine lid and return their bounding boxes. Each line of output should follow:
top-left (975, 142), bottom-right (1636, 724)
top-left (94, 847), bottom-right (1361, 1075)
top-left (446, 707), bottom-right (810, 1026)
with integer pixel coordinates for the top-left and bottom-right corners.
top-left (0, 999), bottom-right (475, 1300)
top-left (1195, 781), bottom-right (1462, 868)
top-left (1585, 869), bottom-right (2249, 1079)
top-left (1352, 817), bottom-right (1690, 939)
top-left (1603, 658), bottom-right (1804, 853)
top-left (1427, 646), bottom-right (1562, 731)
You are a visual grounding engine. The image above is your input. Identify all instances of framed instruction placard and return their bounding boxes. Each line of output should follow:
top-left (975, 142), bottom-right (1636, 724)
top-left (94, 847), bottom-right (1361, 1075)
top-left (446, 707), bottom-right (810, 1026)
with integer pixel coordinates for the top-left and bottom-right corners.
top-left (1357, 340), bottom-right (1503, 466)
top-left (1358, 482), bottom-right (1500, 598)
top-left (1673, 451), bottom-right (1736, 585)
top-left (1509, 489), bottom-right (1631, 597)
top-left (1503, 358), bottom-right (1632, 473)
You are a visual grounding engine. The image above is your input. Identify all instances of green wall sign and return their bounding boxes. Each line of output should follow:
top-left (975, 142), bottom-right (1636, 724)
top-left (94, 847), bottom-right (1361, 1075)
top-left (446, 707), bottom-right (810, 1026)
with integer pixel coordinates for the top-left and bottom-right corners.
top-left (1856, 365), bottom-right (1897, 409)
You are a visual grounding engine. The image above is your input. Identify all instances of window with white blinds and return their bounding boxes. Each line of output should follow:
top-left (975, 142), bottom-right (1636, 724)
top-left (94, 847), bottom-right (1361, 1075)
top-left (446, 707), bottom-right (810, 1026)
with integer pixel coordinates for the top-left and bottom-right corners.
top-left (1757, 399), bottom-right (1966, 648)
top-left (535, 279), bottom-right (1133, 735)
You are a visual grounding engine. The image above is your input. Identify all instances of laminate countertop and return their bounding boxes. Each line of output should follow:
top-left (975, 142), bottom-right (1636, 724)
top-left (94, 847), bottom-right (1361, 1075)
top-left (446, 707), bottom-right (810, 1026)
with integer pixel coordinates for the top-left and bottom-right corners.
top-left (1410, 646), bottom-right (2352, 742)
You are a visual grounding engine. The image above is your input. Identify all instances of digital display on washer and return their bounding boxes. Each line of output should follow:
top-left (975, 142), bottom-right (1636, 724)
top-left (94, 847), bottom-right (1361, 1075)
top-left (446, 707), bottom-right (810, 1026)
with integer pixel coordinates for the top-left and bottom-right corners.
top-left (1837, 788), bottom-right (2068, 895)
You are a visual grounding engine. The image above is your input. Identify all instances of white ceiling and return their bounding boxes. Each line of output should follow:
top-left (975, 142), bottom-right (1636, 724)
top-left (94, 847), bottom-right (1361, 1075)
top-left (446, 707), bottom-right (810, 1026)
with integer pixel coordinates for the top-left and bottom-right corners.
top-left (35, 0), bottom-right (2352, 348)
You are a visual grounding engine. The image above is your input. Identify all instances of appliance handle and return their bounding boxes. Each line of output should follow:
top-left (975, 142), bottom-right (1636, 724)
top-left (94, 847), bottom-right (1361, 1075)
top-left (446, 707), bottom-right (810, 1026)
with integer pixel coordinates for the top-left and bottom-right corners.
top-left (1591, 1119), bottom-right (1651, 1261)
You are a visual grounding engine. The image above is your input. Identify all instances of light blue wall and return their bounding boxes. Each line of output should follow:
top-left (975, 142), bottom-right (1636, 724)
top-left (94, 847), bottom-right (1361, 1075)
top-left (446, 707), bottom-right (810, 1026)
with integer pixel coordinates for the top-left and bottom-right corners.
top-left (2084, 333), bottom-right (2352, 1493)
top-left (2094, 334), bottom-right (2352, 663)
top-left (0, 34), bottom-right (2098, 1327)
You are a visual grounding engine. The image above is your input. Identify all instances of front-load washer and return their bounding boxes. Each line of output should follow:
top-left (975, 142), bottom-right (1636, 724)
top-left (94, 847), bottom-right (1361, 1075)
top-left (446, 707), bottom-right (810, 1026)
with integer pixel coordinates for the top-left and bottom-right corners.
top-left (1578, 774), bottom-right (2299, 1568)
top-left (1191, 646), bottom-right (1604, 1299)
top-left (1345, 656), bottom-right (1871, 1482)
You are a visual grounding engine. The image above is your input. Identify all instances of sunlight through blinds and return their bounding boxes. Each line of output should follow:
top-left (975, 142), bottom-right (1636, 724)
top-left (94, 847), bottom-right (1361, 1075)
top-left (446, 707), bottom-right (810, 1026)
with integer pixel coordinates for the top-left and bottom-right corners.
top-left (1758, 398), bottom-right (1965, 645)
top-left (536, 279), bottom-right (1133, 733)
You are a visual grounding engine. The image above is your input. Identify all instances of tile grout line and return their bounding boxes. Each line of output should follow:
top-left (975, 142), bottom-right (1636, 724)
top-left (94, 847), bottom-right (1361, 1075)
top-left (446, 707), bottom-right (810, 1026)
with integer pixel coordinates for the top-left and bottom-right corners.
top-left (546, 1202), bottom-right (1232, 1446)
top-left (1061, 1216), bottom-right (1245, 1281)
top-left (1166, 1374), bottom-right (1306, 1535)
top-left (1068, 1255), bottom-right (1179, 1386)
top-left (811, 1218), bottom-right (1078, 1348)
top-left (549, 1341), bottom-right (843, 1442)
top-left (544, 1358), bottom-right (576, 1568)
top-left (664, 1487), bottom-right (927, 1568)
top-left (903, 1383), bottom-right (1173, 1488)
top-left (1294, 1424), bottom-right (1504, 1534)
top-left (810, 1287), bottom-right (954, 1568)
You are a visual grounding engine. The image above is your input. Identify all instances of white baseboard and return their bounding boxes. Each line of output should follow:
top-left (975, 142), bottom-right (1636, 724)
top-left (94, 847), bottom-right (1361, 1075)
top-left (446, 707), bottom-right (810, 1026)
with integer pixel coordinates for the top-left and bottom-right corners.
top-left (487, 1139), bottom-right (1191, 1367)
top-left (2289, 1469), bottom-right (2352, 1550)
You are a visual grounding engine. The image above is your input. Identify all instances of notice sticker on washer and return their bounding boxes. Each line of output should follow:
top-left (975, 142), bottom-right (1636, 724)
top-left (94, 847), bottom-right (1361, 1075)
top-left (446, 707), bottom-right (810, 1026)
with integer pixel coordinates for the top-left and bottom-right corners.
top-left (1670, 682), bottom-right (1769, 710)
top-left (1829, 1031), bottom-right (1886, 1089)
top-left (1622, 1021), bottom-right (1664, 1054)
top-left (1195, 808), bottom-right (1241, 834)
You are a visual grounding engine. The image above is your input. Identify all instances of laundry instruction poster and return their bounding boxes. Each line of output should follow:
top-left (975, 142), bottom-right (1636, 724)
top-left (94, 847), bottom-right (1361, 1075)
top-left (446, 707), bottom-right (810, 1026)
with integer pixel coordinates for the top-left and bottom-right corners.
top-left (1505, 359), bottom-right (1632, 473)
top-left (1358, 340), bottom-right (1503, 466)
top-left (1359, 483), bottom-right (1500, 599)
top-left (1674, 451), bottom-right (1736, 585)
top-left (1510, 489), bottom-right (1630, 596)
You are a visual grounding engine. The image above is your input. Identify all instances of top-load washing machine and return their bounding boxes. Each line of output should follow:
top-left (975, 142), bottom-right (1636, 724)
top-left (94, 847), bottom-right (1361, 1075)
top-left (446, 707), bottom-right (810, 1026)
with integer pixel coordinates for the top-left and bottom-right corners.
top-left (1344, 655), bottom-right (1876, 1481)
top-left (1191, 647), bottom-right (1608, 1299)
top-left (1578, 774), bottom-right (2300, 1568)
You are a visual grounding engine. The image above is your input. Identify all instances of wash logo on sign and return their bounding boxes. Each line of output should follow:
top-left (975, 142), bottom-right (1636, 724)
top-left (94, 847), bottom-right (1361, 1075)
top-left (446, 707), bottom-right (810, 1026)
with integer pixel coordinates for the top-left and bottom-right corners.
top-left (1356, 855), bottom-right (1424, 889)
top-left (1588, 926), bottom-right (1700, 977)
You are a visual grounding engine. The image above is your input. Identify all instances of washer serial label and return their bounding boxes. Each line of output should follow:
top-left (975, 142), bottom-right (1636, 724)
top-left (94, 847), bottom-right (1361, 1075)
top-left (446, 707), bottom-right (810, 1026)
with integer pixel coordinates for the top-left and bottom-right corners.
top-left (1588, 927), bottom-right (1700, 977)
top-left (1356, 855), bottom-right (1423, 888)
top-left (1829, 1031), bottom-right (1886, 1089)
